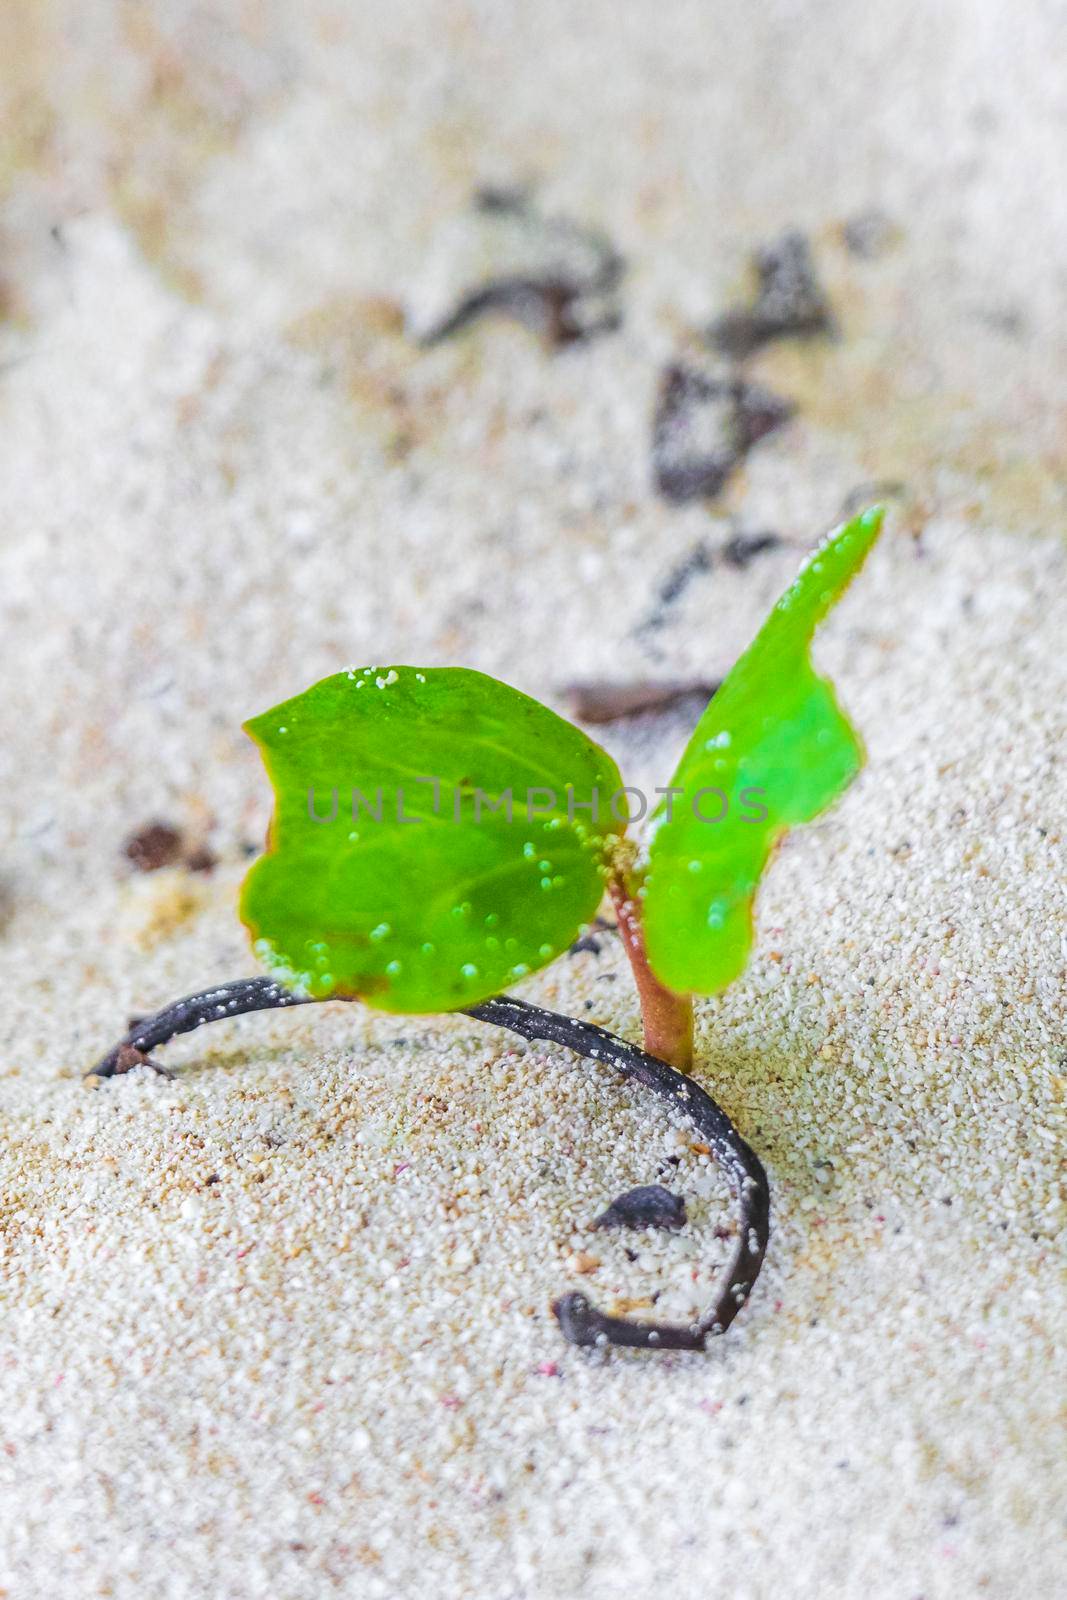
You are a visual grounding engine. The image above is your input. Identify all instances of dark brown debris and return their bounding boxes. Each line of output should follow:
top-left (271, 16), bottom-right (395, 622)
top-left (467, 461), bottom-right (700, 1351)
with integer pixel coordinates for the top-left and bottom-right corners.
top-left (975, 305), bottom-right (1026, 339)
top-left (721, 530), bottom-right (782, 568)
top-left (183, 844), bottom-right (219, 874)
top-left (652, 363), bottom-right (794, 503)
top-left (123, 822), bottom-right (217, 874)
top-left (841, 210), bottom-right (899, 259)
top-left (123, 823), bottom-right (184, 872)
top-left (638, 531), bottom-right (783, 640)
top-left (709, 230), bottom-right (836, 359)
top-left (473, 184), bottom-right (530, 214)
top-left (637, 541), bottom-right (714, 637)
top-left (593, 1184), bottom-right (688, 1231)
top-left (424, 279), bottom-right (621, 348)
top-left (564, 678), bottom-right (721, 724)
top-left (657, 540), bottom-right (713, 607)
top-left (418, 190), bottom-right (624, 350)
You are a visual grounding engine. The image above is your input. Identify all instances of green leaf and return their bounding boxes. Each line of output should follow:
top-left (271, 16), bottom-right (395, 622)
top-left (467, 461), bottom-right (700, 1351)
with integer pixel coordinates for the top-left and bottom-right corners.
top-left (641, 506), bottom-right (884, 997)
top-left (240, 666), bottom-right (624, 1012)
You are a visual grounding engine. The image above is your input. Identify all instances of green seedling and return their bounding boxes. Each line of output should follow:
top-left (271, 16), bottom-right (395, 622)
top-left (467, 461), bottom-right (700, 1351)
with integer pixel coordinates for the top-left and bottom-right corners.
top-left (91, 507), bottom-right (884, 1353)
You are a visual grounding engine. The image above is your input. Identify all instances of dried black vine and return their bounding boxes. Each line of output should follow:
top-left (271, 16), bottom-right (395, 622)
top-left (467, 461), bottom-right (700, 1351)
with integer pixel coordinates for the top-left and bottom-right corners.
top-left (88, 978), bottom-right (769, 1354)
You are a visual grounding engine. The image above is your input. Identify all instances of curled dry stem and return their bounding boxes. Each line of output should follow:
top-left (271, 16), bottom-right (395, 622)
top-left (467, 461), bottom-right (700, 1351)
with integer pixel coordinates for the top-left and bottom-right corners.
top-left (89, 978), bottom-right (768, 1353)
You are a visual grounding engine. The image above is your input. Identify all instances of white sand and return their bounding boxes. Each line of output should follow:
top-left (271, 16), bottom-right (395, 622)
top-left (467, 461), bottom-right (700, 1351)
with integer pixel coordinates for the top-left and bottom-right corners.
top-left (1, 3), bottom-right (1065, 1596)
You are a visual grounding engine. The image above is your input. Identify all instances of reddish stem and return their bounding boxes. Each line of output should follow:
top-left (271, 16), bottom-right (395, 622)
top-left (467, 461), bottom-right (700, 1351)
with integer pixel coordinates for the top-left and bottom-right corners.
top-left (609, 878), bottom-right (694, 1073)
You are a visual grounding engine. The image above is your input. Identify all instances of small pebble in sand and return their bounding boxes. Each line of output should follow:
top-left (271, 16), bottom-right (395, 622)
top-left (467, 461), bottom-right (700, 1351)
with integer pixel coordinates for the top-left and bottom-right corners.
top-left (593, 1184), bottom-right (688, 1231)
top-left (565, 1251), bottom-right (601, 1275)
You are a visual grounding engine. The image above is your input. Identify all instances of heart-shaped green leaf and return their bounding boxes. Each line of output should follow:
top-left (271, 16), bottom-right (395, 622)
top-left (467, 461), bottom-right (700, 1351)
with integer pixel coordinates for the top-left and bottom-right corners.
top-left (240, 667), bottom-right (624, 1012)
top-left (641, 506), bottom-right (884, 996)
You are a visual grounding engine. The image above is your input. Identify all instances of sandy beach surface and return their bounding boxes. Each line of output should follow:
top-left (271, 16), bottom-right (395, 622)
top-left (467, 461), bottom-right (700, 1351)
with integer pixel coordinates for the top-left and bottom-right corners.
top-left (1, 3), bottom-right (1065, 1596)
